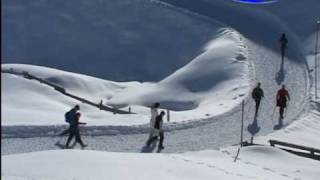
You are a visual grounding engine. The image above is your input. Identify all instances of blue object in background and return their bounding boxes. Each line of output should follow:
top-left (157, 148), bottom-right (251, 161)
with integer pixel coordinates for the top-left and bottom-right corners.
top-left (233, 0), bottom-right (277, 4)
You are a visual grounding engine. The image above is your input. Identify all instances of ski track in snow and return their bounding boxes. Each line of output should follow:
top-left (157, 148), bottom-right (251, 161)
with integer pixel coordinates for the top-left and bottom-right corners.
top-left (1, 0), bottom-right (309, 155)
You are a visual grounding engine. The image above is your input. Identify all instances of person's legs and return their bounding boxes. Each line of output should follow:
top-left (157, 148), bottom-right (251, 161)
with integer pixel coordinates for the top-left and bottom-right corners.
top-left (279, 106), bottom-right (284, 119)
top-left (75, 131), bottom-right (86, 147)
top-left (148, 128), bottom-right (154, 140)
top-left (255, 99), bottom-right (261, 116)
top-left (147, 136), bottom-right (158, 147)
top-left (158, 131), bottom-right (164, 149)
top-left (281, 47), bottom-right (285, 61)
top-left (65, 133), bottom-right (75, 147)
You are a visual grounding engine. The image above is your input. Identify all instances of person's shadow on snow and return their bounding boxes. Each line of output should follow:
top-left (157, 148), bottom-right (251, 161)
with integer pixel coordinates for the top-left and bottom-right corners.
top-left (55, 140), bottom-right (76, 149)
top-left (247, 117), bottom-right (260, 136)
top-left (140, 138), bottom-right (158, 153)
top-left (275, 59), bottom-right (286, 85)
top-left (273, 116), bottom-right (284, 130)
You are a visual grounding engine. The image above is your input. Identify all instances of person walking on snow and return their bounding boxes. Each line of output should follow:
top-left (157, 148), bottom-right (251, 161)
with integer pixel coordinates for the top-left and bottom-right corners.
top-left (148, 102), bottom-right (160, 139)
top-left (146, 111), bottom-right (166, 150)
top-left (252, 82), bottom-right (264, 117)
top-left (279, 33), bottom-right (288, 62)
top-left (276, 85), bottom-right (290, 120)
top-left (65, 112), bottom-right (87, 148)
top-left (59, 105), bottom-right (80, 136)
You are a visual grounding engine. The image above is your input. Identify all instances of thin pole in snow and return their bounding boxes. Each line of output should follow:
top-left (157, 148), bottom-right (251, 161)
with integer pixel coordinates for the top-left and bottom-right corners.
top-left (315, 20), bottom-right (320, 99)
top-left (241, 100), bottom-right (244, 147)
top-left (234, 100), bottom-right (245, 162)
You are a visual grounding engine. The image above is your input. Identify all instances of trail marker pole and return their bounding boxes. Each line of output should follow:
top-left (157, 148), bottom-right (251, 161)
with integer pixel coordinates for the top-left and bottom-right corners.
top-left (240, 100), bottom-right (244, 147)
top-left (315, 21), bottom-right (320, 99)
top-left (234, 100), bottom-right (245, 162)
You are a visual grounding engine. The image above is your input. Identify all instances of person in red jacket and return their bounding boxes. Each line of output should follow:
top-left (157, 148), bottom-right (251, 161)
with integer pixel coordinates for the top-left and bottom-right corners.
top-left (276, 85), bottom-right (290, 119)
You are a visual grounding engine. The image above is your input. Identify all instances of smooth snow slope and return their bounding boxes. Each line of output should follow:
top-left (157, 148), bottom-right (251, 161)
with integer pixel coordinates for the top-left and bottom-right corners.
top-left (1, 0), bottom-right (217, 82)
top-left (2, 146), bottom-right (320, 180)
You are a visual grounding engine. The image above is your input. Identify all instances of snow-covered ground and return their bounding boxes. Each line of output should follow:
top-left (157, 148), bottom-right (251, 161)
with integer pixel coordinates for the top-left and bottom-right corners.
top-left (2, 0), bottom-right (320, 180)
top-left (3, 146), bottom-right (320, 180)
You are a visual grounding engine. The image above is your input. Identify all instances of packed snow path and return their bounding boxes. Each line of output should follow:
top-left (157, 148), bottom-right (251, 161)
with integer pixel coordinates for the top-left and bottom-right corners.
top-left (2, 0), bottom-right (309, 155)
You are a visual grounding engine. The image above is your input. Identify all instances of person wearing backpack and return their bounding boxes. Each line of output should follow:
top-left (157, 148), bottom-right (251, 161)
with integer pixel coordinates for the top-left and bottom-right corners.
top-left (65, 112), bottom-right (87, 148)
top-left (59, 105), bottom-right (80, 136)
top-left (252, 82), bottom-right (264, 117)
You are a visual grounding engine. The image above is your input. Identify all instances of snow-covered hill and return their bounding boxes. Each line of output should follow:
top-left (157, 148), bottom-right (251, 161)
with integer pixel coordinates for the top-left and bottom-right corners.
top-left (2, 27), bottom-right (250, 126)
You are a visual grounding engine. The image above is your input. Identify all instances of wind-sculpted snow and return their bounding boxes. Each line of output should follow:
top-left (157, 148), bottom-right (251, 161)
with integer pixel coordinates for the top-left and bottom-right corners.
top-left (2, 27), bottom-right (251, 126)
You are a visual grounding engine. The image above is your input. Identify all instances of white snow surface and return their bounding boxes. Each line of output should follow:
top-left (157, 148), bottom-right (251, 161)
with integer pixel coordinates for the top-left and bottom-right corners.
top-left (2, 0), bottom-right (320, 180)
top-left (2, 146), bottom-right (320, 180)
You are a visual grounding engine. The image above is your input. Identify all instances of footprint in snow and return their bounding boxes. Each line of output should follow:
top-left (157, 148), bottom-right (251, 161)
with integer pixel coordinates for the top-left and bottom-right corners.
top-left (281, 174), bottom-right (289, 177)
top-left (196, 162), bottom-right (205, 165)
top-left (263, 167), bottom-right (275, 172)
top-left (235, 54), bottom-right (247, 61)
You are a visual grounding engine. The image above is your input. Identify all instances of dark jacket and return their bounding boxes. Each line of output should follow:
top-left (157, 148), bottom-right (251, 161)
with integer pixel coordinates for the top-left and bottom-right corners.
top-left (154, 115), bottom-right (163, 130)
top-left (70, 114), bottom-right (86, 131)
top-left (252, 87), bottom-right (264, 100)
top-left (280, 36), bottom-right (288, 49)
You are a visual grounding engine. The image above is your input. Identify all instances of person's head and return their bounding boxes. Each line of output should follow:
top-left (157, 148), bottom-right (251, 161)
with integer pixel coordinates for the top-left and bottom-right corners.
top-left (154, 102), bottom-right (160, 108)
top-left (74, 105), bottom-right (80, 111)
top-left (281, 84), bottom-right (286, 89)
top-left (160, 111), bottom-right (165, 116)
top-left (282, 33), bottom-right (286, 37)
top-left (257, 82), bottom-right (261, 87)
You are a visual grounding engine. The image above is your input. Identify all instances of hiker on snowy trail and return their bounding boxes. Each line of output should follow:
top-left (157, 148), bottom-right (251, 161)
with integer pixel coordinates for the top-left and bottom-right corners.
top-left (65, 112), bottom-right (87, 148)
top-left (59, 105), bottom-right (80, 136)
top-left (276, 85), bottom-right (290, 119)
top-left (146, 111), bottom-right (166, 150)
top-left (279, 33), bottom-right (288, 61)
top-left (252, 82), bottom-right (264, 117)
top-left (148, 102), bottom-right (160, 139)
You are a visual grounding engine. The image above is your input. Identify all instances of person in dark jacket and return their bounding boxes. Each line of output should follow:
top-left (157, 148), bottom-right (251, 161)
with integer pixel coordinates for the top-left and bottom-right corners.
top-left (252, 82), bottom-right (264, 117)
top-left (279, 33), bottom-right (288, 61)
top-left (65, 112), bottom-right (87, 148)
top-left (276, 85), bottom-right (290, 119)
top-left (59, 105), bottom-right (80, 136)
top-left (146, 111), bottom-right (166, 150)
